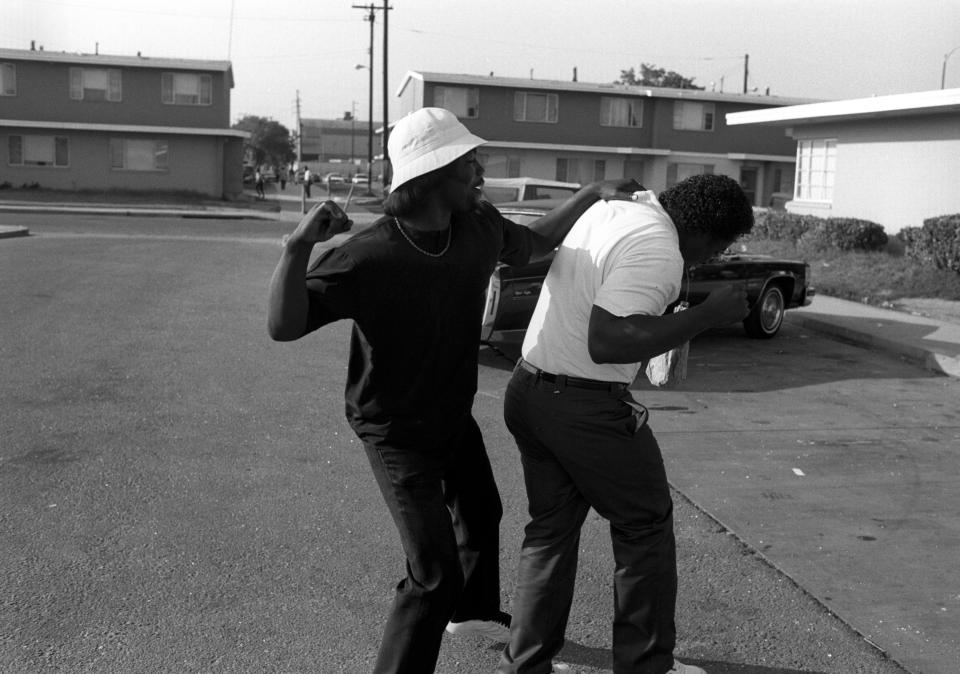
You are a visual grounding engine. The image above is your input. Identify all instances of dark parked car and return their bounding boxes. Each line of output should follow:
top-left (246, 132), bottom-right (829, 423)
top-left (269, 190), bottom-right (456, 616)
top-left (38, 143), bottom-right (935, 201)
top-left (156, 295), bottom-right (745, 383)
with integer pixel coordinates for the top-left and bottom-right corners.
top-left (480, 201), bottom-right (815, 342)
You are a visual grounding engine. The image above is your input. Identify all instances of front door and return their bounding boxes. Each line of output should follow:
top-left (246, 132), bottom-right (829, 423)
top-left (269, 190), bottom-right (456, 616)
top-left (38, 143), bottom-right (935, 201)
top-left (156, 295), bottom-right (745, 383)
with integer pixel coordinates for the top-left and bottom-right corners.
top-left (739, 167), bottom-right (758, 206)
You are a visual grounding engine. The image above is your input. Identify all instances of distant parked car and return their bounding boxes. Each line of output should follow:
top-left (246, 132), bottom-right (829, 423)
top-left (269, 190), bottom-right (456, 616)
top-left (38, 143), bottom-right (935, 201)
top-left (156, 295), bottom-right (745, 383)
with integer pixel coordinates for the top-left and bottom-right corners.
top-left (323, 172), bottom-right (346, 187)
top-left (481, 177), bottom-right (581, 204)
top-left (480, 200), bottom-right (815, 342)
top-left (242, 166), bottom-right (255, 184)
top-left (352, 173), bottom-right (370, 185)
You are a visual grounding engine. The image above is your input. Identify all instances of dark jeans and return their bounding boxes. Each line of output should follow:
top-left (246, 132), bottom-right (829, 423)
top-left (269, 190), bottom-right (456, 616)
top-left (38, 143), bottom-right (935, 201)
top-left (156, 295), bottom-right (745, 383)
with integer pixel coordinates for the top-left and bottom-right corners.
top-left (498, 366), bottom-right (677, 674)
top-left (363, 415), bottom-right (504, 674)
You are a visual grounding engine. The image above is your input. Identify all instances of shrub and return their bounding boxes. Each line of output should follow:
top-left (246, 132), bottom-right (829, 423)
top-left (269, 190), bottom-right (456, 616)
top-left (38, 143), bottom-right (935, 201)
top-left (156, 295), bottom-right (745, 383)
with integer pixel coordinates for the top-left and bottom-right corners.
top-left (899, 215), bottom-right (960, 273)
top-left (749, 209), bottom-right (820, 242)
top-left (799, 217), bottom-right (888, 252)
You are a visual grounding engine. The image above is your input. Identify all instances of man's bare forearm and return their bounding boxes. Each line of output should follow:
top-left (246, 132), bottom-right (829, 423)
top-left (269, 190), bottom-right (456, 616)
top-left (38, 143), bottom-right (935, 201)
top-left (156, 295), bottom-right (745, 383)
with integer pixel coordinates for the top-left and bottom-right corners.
top-left (267, 240), bottom-right (314, 341)
top-left (588, 304), bottom-right (724, 364)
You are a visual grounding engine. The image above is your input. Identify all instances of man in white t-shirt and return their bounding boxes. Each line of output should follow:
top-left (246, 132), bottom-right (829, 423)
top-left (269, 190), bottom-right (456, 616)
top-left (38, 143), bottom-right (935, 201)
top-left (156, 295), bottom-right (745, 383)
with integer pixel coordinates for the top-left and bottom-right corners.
top-left (497, 174), bottom-right (755, 674)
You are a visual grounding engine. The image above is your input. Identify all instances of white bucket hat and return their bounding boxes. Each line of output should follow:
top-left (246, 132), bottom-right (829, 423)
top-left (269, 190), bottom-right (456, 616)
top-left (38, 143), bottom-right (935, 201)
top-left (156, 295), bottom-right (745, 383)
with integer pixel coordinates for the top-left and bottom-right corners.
top-left (388, 107), bottom-right (486, 190)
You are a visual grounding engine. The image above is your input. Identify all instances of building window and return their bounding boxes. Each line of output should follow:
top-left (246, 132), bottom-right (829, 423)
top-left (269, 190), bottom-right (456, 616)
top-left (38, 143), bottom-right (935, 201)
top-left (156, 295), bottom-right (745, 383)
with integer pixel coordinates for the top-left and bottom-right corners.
top-left (110, 138), bottom-right (169, 171)
top-left (433, 86), bottom-right (479, 118)
top-left (69, 67), bottom-right (122, 101)
top-left (555, 157), bottom-right (580, 183)
top-left (600, 97), bottom-right (642, 127)
top-left (161, 72), bottom-right (212, 105)
top-left (1, 63), bottom-right (16, 96)
top-left (8, 135), bottom-right (69, 167)
top-left (795, 139), bottom-right (836, 202)
top-left (514, 91), bottom-right (558, 123)
top-left (672, 101), bottom-right (714, 131)
top-left (666, 162), bottom-right (713, 187)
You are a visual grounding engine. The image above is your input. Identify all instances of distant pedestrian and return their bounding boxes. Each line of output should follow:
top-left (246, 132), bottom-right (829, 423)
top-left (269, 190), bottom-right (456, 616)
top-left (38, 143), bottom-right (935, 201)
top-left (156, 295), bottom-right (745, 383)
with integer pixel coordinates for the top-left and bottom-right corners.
top-left (303, 167), bottom-right (312, 198)
top-left (279, 166), bottom-right (287, 191)
top-left (255, 169), bottom-right (266, 200)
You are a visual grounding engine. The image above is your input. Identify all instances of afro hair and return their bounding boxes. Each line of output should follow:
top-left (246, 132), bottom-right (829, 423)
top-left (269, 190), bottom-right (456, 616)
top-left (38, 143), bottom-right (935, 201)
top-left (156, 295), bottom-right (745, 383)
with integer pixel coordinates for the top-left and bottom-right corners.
top-left (658, 174), bottom-right (754, 242)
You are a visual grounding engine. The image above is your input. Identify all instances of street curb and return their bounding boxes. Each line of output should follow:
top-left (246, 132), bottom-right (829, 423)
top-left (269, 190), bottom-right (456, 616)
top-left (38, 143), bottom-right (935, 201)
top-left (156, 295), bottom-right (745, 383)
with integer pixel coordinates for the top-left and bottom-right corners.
top-left (0, 205), bottom-right (280, 220)
top-left (788, 312), bottom-right (960, 378)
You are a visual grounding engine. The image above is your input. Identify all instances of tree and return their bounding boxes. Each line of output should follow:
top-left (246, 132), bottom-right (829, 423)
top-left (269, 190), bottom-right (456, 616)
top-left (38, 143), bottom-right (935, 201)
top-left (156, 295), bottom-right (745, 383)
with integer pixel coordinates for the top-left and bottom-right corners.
top-left (232, 115), bottom-right (295, 168)
top-left (617, 63), bottom-right (704, 90)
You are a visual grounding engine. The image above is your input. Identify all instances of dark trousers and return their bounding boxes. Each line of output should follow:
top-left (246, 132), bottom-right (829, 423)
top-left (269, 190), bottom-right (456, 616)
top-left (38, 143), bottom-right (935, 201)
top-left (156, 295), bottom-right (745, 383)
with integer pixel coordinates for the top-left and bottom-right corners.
top-left (498, 366), bottom-right (677, 674)
top-left (363, 415), bottom-right (503, 674)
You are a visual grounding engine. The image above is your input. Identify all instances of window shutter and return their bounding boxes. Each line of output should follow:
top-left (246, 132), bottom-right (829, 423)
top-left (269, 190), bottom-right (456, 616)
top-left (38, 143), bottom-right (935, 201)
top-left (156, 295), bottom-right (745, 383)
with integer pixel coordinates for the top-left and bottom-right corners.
top-left (513, 92), bottom-right (524, 121)
top-left (54, 137), bottom-right (69, 166)
top-left (200, 75), bottom-right (212, 105)
top-left (108, 70), bottom-right (122, 101)
top-left (109, 138), bottom-right (124, 168)
top-left (9, 135), bottom-right (22, 164)
top-left (1, 64), bottom-right (15, 95)
top-left (154, 142), bottom-right (169, 169)
top-left (69, 68), bottom-right (83, 100)
top-left (161, 73), bottom-right (172, 103)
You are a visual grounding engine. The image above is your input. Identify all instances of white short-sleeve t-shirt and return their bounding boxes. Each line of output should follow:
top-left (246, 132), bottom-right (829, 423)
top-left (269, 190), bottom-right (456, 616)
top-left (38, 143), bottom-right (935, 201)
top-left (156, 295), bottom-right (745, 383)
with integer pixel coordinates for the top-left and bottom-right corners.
top-left (521, 192), bottom-right (684, 384)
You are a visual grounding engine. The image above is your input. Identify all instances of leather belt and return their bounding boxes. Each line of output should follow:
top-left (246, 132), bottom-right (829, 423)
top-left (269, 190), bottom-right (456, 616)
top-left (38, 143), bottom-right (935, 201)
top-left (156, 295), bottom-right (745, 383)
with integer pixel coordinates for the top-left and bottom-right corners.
top-left (516, 358), bottom-right (628, 393)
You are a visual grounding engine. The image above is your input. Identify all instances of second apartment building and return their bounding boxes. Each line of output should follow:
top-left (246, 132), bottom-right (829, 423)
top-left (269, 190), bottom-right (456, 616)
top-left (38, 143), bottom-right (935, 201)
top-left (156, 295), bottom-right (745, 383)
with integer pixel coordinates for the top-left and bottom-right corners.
top-left (0, 46), bottom-right (247, 198)
top-left (397, 71), bottom-right (817, 207)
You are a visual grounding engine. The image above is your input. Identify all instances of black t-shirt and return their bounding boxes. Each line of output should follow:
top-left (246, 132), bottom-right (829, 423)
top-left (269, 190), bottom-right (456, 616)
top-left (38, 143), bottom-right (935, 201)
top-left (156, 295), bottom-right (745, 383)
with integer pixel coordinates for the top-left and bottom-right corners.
top-left (304, 201), bottom-right (533, 449)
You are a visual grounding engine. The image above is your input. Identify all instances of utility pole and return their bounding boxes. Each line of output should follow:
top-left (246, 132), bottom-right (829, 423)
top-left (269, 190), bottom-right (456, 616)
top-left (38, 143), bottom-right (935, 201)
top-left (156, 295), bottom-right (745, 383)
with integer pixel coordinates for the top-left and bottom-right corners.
top-left (942, 46), bottom-right (960, 89)
top-left (743, 53), bottom-right (749, 94)
top-left (349, 101), bottom-right (357, 168)
top-left (354, 2), bottom-right (391, 193)
top-left (354, 4), bottom-right (376, 194)
top-left (382, 0), bottom-right (392, 189)
top-left (296, 89), bottom-right (306, 214)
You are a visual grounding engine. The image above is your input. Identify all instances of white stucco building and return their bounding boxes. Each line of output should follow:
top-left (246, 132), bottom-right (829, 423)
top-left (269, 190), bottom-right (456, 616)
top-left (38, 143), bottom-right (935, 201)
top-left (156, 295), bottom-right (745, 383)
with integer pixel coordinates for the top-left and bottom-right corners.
top-left (727, 89), bottom-right (960, 233)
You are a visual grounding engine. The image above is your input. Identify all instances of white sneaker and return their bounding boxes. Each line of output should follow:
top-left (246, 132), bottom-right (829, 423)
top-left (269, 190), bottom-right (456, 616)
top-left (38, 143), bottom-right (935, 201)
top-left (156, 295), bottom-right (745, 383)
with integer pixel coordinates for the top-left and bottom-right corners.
top-left (668, 660), bottom-right (706, 674)
top-left (445, 610), bottom-right (511, 642)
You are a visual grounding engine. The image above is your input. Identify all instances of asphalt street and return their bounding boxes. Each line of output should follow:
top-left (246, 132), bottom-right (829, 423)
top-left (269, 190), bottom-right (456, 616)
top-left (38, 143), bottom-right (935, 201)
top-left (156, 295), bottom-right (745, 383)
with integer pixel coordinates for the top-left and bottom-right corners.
top-left (1, 212), bottom-right (955, 673)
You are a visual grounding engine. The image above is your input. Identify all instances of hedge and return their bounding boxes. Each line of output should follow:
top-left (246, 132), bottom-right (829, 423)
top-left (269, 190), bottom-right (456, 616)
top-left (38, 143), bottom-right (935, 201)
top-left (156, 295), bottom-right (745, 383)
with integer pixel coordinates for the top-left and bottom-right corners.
top-left (899, 214), bottom-right (960, 273)
top-left (800, 218), bottom-right (888, 252)
top-left (749, 210), bottom-right (888, 252)
top-left (749, 210), bottom-right (820, 242)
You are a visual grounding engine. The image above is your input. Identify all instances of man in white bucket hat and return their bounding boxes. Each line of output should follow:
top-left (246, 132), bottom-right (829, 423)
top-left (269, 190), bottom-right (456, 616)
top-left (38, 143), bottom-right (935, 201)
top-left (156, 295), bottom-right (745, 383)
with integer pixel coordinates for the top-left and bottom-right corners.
top-left (268, 107), bottom-right (639, 673)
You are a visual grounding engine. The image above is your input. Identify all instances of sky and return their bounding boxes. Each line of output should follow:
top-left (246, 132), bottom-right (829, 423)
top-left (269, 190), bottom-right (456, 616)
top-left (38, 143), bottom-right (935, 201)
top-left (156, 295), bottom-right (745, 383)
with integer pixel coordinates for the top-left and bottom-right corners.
top-left (4, 0), bottom-right (960, 133)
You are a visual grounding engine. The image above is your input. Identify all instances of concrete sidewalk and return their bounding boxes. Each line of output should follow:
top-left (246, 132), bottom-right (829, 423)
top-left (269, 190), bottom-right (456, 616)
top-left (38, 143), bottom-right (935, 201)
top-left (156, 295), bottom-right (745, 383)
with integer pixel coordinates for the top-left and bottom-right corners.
top-left (791, 295), bottom-right (960, 378)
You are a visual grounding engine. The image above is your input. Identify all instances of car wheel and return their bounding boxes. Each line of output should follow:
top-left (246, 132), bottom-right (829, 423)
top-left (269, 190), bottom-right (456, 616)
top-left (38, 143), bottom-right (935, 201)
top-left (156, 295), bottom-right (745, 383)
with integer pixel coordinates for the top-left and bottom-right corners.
top-left (743, 284), bottom-right (785, 339)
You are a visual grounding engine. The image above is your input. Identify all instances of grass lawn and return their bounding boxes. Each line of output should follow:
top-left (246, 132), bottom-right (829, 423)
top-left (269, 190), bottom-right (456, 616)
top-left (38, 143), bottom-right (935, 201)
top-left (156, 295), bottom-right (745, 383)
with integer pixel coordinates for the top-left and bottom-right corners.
top-left (740, 236), bottom-right (960, 304)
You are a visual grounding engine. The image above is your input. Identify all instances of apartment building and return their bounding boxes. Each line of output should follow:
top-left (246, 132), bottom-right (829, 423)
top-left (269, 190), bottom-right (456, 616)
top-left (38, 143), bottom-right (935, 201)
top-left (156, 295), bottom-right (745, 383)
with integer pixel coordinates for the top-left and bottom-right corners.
top-left (0, 46), bottom-right (247, 198)
top-left (396, 71), bottom-right (817, 207)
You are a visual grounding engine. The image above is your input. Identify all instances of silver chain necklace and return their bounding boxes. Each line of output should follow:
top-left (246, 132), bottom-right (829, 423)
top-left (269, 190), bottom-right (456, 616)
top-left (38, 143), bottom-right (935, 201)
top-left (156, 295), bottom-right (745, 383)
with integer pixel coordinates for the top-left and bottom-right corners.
top-left (393, 217), bottom-right (451, 258)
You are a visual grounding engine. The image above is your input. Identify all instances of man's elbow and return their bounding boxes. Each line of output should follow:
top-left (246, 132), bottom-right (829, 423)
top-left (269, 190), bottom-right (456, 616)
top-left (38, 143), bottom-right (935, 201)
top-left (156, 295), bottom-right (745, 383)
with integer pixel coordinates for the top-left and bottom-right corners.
top-left (587, 335), bottom-right (617, 364)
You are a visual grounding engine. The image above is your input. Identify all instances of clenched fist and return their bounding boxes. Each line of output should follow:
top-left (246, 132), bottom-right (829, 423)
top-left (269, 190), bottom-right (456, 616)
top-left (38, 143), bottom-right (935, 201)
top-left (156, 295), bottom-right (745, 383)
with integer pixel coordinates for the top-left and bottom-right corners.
top-left (286, 200), bottom-right (353, 248)
top-left (701, 284), bottom-right (751, 325)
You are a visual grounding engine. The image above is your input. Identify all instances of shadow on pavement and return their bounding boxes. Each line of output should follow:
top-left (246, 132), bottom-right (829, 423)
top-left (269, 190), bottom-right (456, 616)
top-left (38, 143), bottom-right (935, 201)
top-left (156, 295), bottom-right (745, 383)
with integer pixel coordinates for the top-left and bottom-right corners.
top-left (551, 642), bottom-right (829, 674)
top-left (481, 321), bottom-right (942, 393)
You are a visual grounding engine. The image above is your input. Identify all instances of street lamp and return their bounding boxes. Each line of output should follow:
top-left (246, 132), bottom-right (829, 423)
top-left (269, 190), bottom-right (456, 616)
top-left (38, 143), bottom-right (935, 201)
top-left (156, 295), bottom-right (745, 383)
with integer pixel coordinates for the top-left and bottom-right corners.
top-left (941, 45), bottom-right (960, 89)
top-left (356, 63), bottom-right (374, 195)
